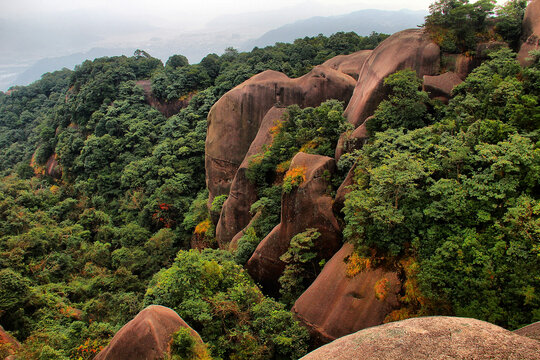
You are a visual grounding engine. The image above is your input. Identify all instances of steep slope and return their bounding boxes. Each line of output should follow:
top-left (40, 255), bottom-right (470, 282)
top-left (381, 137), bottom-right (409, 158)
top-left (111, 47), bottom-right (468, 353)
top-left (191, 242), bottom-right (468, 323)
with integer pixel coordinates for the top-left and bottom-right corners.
top-left (518, 0), bottom-right (540, 66)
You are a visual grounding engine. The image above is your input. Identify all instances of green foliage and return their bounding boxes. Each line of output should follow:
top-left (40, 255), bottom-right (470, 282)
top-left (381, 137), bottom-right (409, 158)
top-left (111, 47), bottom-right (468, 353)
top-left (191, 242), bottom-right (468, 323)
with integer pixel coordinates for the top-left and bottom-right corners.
top-left (210, 194), bottom-right (228, 214)
top-left (366, 69), bottom-right (432, 134)
top-left (424, 0), bottom-right (496, 53)
top-left (144, 249), bottom-right (309, 359)
top-left (278, 229), bottom-right (321, 307)
top-left (170, 328), bottom-right (196, 359)
top-left (495, 0), bottom-right (528, 50)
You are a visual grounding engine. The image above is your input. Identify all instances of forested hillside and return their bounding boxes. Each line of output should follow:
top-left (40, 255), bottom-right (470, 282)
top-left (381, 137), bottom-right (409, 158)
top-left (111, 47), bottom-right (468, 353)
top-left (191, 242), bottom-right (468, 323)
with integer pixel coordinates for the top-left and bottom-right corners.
top-left (1, 1), bottom-right (539, 359)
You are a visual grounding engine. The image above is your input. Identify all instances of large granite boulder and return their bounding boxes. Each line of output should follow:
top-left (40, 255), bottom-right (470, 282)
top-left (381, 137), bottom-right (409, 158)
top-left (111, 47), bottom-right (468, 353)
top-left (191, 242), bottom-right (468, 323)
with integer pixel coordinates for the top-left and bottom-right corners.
top-left (343, 29), bottom-right (440, 127)
top-left (422, 71), bottom-right (463, 104)
top-left (246, 152), bottom-right (341, 292)
top-left (215, 106), bottom-right (286, 248)
top-left (518, 0), bottom-right (540, 66)
top-left (205, 66), bottom-right (356, 205)
top-left (95, 305), bottom-right (205, 360)
top-left (301, 316), bottom-right (540, 360)
top-left (322, 50), bottom-right (373, 80)
top-left (292, 243), bottom-right (400, 344)
top-left (514, 321), bottom-right (540, 342)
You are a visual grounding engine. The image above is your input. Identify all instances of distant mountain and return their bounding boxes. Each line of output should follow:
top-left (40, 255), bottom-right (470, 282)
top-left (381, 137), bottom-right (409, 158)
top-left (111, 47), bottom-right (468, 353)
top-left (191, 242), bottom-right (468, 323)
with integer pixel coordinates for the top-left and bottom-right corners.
top-left (241, 9), bottom-right (427, 50)
top-left (12, 48), bottom-right (136, 88)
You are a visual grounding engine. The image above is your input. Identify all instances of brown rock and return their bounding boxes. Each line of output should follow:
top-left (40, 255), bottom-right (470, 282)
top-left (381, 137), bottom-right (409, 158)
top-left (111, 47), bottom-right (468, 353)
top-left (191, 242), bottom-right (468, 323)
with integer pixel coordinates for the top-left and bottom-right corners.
top-left (246, 152), bottom-right (342, 292)
top-left (95, 305), bottom-right (204, 360)
top-left (333, 163), bottom-right (357, 217)
top-left (45, 154), bottom-right (61, 179)
top-left (344, 29), bottom-right (440, 128)
top-left (206, 66), bottom-right (356, 204)
top-left (292, 243), bottom-right (400, 344)
top-left (518, 0), bottom-right (540, 66)
top-left (334, 119), bottom-right (370, 162)
top-left (135, 80), bottom-right (193, 117)
top-left (0, 325), bottom-right (20, 357)
top-left (422, 72), bottom-right (463, 104)
top-left (216, 107), bottom-right (286, 248)
top-left (301, 316), bottom-right (540, 360)
top-left (322, 50), bottom-right (373, 80)
top-left (514, 321), bottom-right (540, 342)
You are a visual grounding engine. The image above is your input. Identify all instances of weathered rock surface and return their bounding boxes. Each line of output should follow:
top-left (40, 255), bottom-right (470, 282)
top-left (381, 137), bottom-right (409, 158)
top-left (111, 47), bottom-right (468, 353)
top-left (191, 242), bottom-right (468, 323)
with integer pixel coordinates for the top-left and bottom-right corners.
top-left (514, 321), bottom-right (540, 342)
top-left (333, 162), bottom-right (357, 216)
top-left (216, 106), bottom-right (286, 247)
top-left (322, 50), bottom-right (373, 80)
top-left (135, 80), bottom-right (193, 117)
top-left (0, 325), bottom-right (19, 357)
top-left (301, 316), bottom-right (540, 360)
top-left (95, 305), bottom-right (204, 360)
top-left (423, 71), bottom-right (463, 104)
top-left (334, 118), bottom-right (370, 162)
top-left (45, 154), bottom-right (61, 179)
top-left (246, 152), bottom-right (342, 291)
top-left (518, 0), bottom-right (540, 66)
top-left (206, 66), bottom-right (356, 204)
top-left (292, 243), bottom-right (400, 344)
top-left (344, 29), bottom-right (440, 127)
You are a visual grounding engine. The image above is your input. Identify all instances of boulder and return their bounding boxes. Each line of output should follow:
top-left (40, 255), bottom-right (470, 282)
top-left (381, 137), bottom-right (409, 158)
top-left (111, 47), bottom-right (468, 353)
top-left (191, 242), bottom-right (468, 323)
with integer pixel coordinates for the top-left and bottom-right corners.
top-left (292, 243), bottom-right (400, 344)
top-left (246, 152), bottom-right (342, 292)
top-left (344, 29), bottom-right (440, 128)
top-left (518, 0), bottom-right (540, 66)
top-left (301, 316), bottom-right (540, 360)
top-left (45, 154), bottom-right (61, 179)
top-left (322, 50), bottom-right (373, 80)
top-left (216, 106), bottom-right (286, 248)
top-left (0, 325), bottom-right (19, 357)
top-left (514, 321), bottom-right (540, 342)
top-left (333, 163), bottom-right (357, 216)
top-left (422, 72), bottom-right (463, 104)
top-left (95, 305), bottom-right (205, 360)
top-left (206, 66), bottom-right (356, 204)
top-left (334, 118), bottom-right (370, 162)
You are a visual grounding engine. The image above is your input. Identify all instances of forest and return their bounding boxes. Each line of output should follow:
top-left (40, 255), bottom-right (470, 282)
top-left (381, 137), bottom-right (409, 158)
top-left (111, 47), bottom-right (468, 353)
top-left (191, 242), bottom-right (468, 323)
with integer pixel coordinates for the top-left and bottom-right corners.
top-left (0, 1), bottom-right (538, 359)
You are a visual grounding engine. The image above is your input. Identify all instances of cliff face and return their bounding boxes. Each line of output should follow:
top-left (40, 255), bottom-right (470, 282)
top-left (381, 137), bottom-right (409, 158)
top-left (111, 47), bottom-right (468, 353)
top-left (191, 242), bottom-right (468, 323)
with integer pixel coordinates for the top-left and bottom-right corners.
top-left (518, 0), bottom-right (540, 66)
top-left (136, 80), bottom-right (194, 118)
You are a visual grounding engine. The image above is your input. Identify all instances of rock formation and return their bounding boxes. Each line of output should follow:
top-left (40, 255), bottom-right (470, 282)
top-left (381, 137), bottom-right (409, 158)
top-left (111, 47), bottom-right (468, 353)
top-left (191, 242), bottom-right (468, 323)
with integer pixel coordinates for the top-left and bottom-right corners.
top-left (343, 29), bottom-right (440, 127)
top-left (292, 243), bottom-right (400, 344)
top-left (216, 106), bottom-right (286, 248)
top-left (135, 80), bottom-right (193, 117)
top-left (246, 152), bottom-right (341, 292)
top-left (301, 316), bottom-right (540, 360)
top-left (518, 0), bottom-right (540, 66)
top-left (514, 321), bottom-right (540, 342)
top-left (205, 66), bottom-right (356, 205)
top-left (95, 305), bottom-right (205, 360)
top-left (422, 71), bottom-right (463, 104)
top-left (322, 50), bottom-right (372, 80)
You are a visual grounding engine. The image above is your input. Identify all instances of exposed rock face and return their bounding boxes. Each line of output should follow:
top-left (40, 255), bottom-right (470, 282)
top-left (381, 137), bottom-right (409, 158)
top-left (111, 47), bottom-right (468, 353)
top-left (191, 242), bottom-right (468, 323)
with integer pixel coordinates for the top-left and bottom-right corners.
top-left (0, 325), bottom-right (19, 357)
top-left (292, 243), bottom-right (400, 344)
top-left (45, 154), bottom-right (61, 179)
top-left (246, 152), bottom-right (342, 292)
top-left (322, 50), bottom-right (373, 80)
top-left (344, 29), bottom-right (440, 127)
top-left (514, 321), bottom-right (540, 342)
top-left (334, 119), bottom-right (370, 162)
top-left (135, 80), bottom-right (193, 117)
top-left (206, 66), bottom-right (356, 205)
top-left (95, 305), bottom-right (204, 360)
top-left (216, 106), bottom-right (286, 247)
top-left (423, 71), bottom-right (463, 104)
top-left (518, 0), bottom-right (540, 66)
top-left (333, 163), bottom-right (357, 216)
top-left (301, 316), bottom-right (540, 360)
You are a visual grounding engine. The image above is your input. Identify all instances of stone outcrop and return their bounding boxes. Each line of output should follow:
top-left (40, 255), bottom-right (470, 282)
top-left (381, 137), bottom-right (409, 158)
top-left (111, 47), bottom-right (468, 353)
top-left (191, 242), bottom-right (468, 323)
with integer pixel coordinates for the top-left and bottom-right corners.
top-left (322, 50), bottom-right (373, 80)
top-left (206, 66), bottom-right (356, 205)
top-left (95, 305), bottom-right (204, 360)
top-left (334, 118), bottom-right (370, 162)
top-left (514, 321), bottom-right (540, 342)
top-left (301, 316), bottom-right (540, 360)
top-left (246, 152), bottom-right (342, 292)
top-left (343, 29), bottom-right (440, 127)
top-left (422, 71), bottom-right (463, 104)
top-left (45, 154), bottom-right (61, 179)
top-left (292, 243), bottom-right (400, 344)
top-left (216, 106), bottom-right (286, 247)
top-left (518, 0), bottom-right (540, 66)
top-left (135, 80), bottom-right (193, 117)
